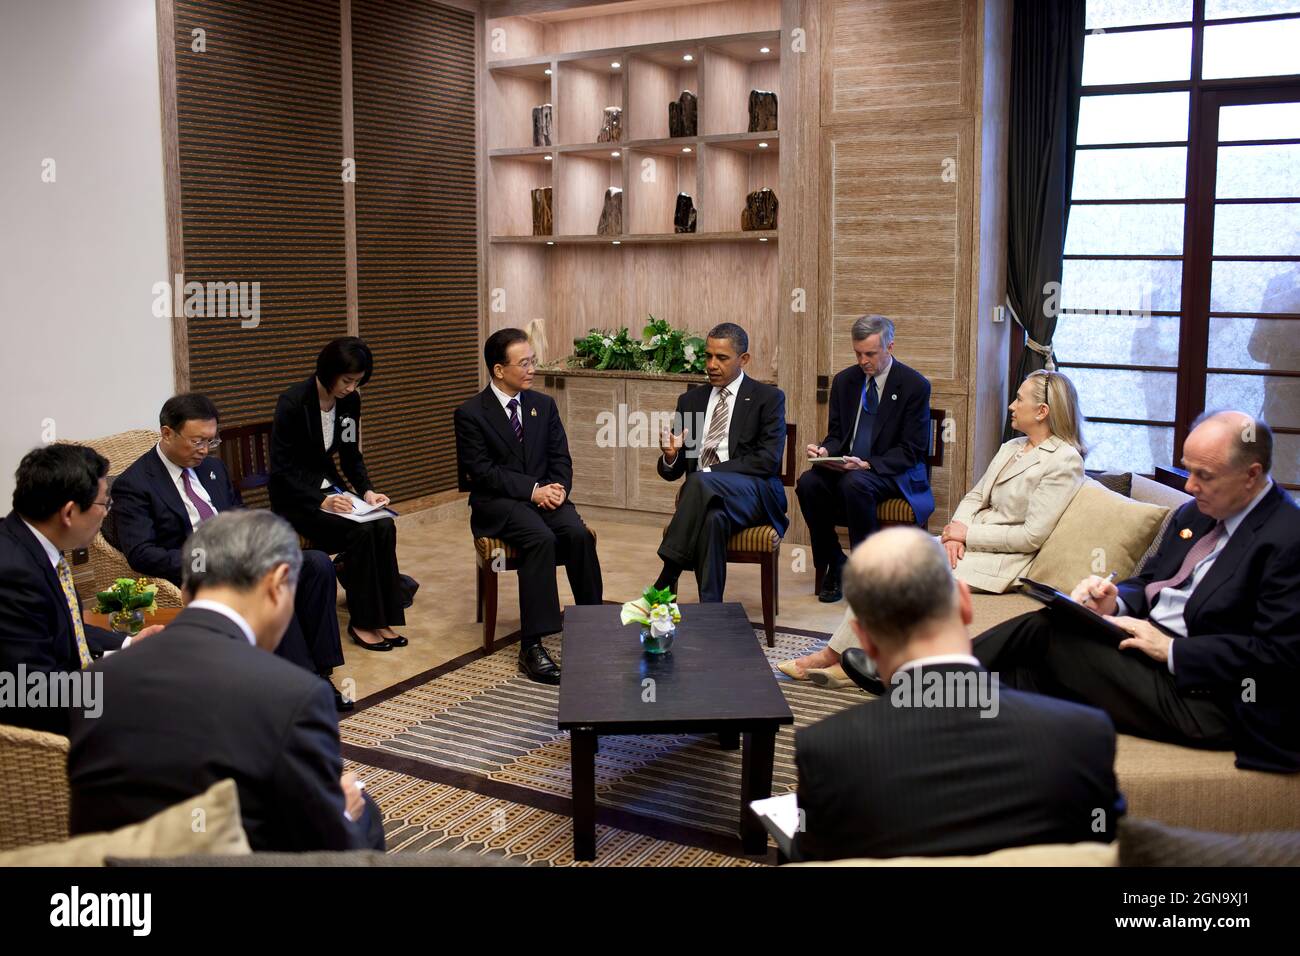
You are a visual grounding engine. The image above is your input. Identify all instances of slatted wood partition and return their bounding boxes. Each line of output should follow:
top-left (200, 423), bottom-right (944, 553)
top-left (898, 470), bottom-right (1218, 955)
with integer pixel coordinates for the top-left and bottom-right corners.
top-left (172, 0), bottom-right (350, 422)
top-left (350, 0), bottom-right (480, 500)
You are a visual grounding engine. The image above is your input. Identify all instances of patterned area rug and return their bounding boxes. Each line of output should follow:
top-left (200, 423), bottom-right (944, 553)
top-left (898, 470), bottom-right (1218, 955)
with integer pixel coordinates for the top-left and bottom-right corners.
top-left (341, 624), bottom-right (861, 864)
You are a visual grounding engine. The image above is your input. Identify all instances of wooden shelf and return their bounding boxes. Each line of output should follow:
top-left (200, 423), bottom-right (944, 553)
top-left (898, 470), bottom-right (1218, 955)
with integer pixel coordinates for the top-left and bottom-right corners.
top-left (486, 30), bottom-right (779, 73)
top-left (490, 230), bottom-right (777, 245)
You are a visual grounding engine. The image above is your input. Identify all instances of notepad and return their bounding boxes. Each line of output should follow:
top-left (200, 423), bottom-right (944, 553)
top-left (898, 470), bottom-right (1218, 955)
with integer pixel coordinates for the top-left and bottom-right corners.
top-left (331, 491), bottom-right (397, 523)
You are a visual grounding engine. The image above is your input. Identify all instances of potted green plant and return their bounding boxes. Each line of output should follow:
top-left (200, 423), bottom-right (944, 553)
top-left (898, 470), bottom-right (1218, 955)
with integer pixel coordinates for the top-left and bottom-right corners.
top-left (93, 577), bottom-right (159, 635)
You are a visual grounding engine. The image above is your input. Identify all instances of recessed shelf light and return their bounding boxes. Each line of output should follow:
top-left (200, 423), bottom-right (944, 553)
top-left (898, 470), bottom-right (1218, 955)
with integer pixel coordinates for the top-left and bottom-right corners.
top-left (758, 237), bottom-right (769, 242)
top-left (544, 154), bottom-right (552, 161)
top-left (682, 54), bottom-right (693, 62)
top-left (682, 146), bottom-right (692, 153)
top-left (546, 241), bottom-right (555, 245)
top-left (611, 151), bottom-right (620, 157)
top-left (612, 240), bottom-right (621, 245)
top-left (758, 142), bottom-right (769, 148)
top-left (611, 61), bottom-right (621, 69)
top-left (544, 68), bottom-right (552, 75)
top-left (760, 46), bottom-right (771, 54)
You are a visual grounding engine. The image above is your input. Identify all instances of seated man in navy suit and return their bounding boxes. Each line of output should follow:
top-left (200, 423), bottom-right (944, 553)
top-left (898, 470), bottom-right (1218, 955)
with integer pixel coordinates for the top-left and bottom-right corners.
top-left (796, 314), bottom-right (934, 603)
top-left (652, 322), bottom-right (788, 602)
top-left (974, 412), bottom-right (1300, 773)
top-left (111, 394), bottom-right (349, 710)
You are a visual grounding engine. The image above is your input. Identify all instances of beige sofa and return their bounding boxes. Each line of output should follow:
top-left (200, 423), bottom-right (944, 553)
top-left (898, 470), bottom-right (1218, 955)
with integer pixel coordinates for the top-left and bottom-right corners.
top-left (968, 473), bottom-right (1300, 834)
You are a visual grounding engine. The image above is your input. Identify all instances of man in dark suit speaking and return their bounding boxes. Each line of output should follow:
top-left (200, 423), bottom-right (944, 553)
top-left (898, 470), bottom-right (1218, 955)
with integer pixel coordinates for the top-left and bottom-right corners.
top-left (68, 510), bottom-right (384, 852)
top-left (111, 393), bottom-right (348, 709)
top-left (974, 411), bottom-right (1300, 772)
top-left (653, 322), bottom-right (788, 603)
top-left (454, 328), bottom-right (603, 684)
top-left (796, 314), bottom-right (934, 603)
top-left (792, 526), bottom-right (1123, 861)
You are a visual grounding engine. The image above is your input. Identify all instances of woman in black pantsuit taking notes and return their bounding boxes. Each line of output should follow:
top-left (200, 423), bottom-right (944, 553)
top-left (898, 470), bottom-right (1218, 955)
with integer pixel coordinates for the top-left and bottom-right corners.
top-left (269, 337), bottom-right (408, 651)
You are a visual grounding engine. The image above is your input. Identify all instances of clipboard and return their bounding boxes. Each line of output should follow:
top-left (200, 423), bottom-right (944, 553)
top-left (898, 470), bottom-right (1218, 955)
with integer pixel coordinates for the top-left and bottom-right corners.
top-left (1017, 577), bottom-right (1131, 642)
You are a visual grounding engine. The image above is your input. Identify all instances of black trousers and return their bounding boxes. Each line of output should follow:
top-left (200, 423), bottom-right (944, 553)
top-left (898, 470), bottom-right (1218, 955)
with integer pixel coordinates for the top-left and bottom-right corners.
top-left (273, 549), bottom-right (345, 675)
top-left (658, 471), bottom-right (781, 603)
top-left (495, 500), bottom-right (602, 647)
top-left (795, 465), bottom-right (901, 572)
top-left (972, 610), bottom-right (1235, 748)
top-left (287, 511), bottom-right (404, 630)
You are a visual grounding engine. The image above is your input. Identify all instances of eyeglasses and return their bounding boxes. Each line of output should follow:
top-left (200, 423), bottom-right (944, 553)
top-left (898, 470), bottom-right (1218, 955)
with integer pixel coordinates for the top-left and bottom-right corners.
top-left (93, 497), bottom-right (114, 513)
top-left (505, 358), bottom-right (539, 371)
top-left (183, 436), bottom-right (222, 449)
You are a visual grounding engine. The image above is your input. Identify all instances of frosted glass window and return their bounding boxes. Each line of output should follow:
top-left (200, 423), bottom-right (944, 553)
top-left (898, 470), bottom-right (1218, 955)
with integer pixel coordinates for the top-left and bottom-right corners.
top-left (1208, 317), bottom-right (1300, 371)
top-left (1219, 102), bottom-right (1300, 141)
top-left (1062, 259), bottom-right (1184, 312)
top-left (1067, 367), bottom-right (1179, 420)
top-left (1213, 203), bottom-right (1300, 255)
top-left (1206, 373), bottom-right (1298, 428)
top-left (1215, 145), bottom-right (1300, 198)
top-left (1203, 19), bottom-right (1300, 79)
top-left (1066, 203), bottom-right (1185, 254)
top-left (1270, 434), bottom-right (1300, 484)
top-left (1085, 422), bottom-right (1175, 473)
top-left (1082, 29), bottom-right (1192, 85)
top-left (1073, 147), bottom-right (1187, 199)
top-left (1055, 313), bottom-right (1181, 366)
top-left (1087, 0), bottom-right (1192, 29)
top-left (1210, 260), bottom-right (1300, 312)
top-left (1077, 92), bottom-right (1189, 144)
top-left (1206, 0), bottom-right (1300, 17)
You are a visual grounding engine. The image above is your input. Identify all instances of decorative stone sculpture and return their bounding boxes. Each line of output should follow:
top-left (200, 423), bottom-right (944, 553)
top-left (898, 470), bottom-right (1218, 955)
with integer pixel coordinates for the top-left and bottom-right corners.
top-left (597, 187), bottom-right (623, 236)
top-left (532, 103), bottom-right (552, 147)
top-left (741, 187), bottom-right (778, 231)
top-left (596, 106), bottom-right (623, 143)
top-left (668, 90), bottom-right (698, 137)
top-left (531, 186), bottom-right (553, 236)
top-left (748, 90), bottom-right (778, 132)
top-left (674, 193), bottom-right (697, 234)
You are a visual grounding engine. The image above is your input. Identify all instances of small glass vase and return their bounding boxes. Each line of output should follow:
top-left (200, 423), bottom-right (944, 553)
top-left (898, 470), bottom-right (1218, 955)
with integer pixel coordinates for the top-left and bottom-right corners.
top-left (108, 608), bottom-right (146, 636)
top-left (639, 624), bottom-right (676, 655)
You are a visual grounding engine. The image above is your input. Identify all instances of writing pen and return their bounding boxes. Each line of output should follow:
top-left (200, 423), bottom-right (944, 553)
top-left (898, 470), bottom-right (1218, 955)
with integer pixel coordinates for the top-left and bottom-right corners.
top-left (1080, 570), bottom-right (1118, 608)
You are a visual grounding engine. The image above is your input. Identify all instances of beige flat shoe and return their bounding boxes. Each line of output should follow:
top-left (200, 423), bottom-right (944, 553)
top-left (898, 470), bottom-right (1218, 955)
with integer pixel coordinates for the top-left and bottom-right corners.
top-left (777, 659), bottom-right (810, 681)
top-left (807, 664), bottom-right (852, 689)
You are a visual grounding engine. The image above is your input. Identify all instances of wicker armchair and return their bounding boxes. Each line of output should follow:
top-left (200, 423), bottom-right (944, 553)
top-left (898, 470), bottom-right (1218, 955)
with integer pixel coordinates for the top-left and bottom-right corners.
top-left (65, 429), bottom-right (184, 608)
top-left (0, 723), bottom-right (70, 850)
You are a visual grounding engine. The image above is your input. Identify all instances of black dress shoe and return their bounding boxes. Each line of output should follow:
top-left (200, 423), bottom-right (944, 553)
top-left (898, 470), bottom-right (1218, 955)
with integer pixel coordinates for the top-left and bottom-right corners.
top-left (518, 644), bottom-right (561, 685)
top-left (841, 647), bottom-right (887, 696)
top-left (818, 564), bottom-right (843, 603)
top-left (348, 625), bottom-right (393, 652)
top-left (385, 634), bottom-right (409, 647)
top-left (330, 680), bottom-right (355, 712)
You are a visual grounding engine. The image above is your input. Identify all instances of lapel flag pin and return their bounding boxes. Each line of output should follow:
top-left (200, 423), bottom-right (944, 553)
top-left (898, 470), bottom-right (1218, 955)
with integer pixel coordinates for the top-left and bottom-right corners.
top-left (530, 407), bottom-right (537, 417)
top-left (1179, 528), bottom-right (1193, 539)
top-left (209, 471), bottom-right (216, 481)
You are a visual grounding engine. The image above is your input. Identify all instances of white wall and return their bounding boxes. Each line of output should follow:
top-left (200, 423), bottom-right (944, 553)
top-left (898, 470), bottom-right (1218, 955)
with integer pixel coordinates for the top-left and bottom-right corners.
top-left (0, 0), bottom-right (173, 506)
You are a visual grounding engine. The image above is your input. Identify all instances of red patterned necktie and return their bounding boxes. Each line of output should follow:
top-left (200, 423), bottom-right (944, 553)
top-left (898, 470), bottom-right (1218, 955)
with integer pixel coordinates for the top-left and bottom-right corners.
top-left (1144, 521), bottom-right (1225, 606)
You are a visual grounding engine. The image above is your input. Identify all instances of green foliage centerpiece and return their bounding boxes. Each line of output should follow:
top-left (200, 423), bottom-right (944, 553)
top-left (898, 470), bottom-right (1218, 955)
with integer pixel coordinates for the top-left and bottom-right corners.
top-left (93, 577), bottom-right (158, 635)
top-left (569, 315), bottom-right (707, 375)
top-left (621, 584), bottom-right (682, 655)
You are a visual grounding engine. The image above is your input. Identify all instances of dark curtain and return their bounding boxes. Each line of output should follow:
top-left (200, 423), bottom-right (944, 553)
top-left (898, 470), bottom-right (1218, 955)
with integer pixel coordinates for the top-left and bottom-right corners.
top-left (1004, 0), bottom-right (1086, 440)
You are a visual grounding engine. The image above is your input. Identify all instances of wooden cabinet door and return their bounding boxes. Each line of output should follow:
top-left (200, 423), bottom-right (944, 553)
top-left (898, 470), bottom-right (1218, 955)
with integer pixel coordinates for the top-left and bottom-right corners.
top-left (624, 378), bottom-right (692, 515)
top-left (562, 377), bottom-right (626, 508)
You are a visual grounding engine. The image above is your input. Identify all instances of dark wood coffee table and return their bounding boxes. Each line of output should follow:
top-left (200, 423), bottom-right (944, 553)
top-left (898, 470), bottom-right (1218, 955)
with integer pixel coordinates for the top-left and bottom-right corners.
top-left (557, 602), bottom-right (794, 860)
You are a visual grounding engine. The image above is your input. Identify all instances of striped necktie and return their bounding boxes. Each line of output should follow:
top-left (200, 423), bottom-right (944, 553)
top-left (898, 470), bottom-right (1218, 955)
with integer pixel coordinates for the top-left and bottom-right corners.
top-left (699, 386), bottom-right (730, 469)
top-left (56, 556), bottom-right (93, 669)
top-left (506, 398), bottom-right (524, 442)
top-left (1144, 521), bottom-right (1225, 607)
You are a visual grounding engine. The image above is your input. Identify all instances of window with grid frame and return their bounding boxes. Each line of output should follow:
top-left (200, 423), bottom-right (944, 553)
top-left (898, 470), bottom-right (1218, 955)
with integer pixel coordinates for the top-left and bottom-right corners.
top-left (1055, 0), bottom-right (1300, 493)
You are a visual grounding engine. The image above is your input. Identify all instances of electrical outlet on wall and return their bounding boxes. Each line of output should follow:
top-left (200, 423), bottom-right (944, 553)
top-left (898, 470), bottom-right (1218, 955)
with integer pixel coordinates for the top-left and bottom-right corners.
top-left (992, 305), bottom-right (1006, 324)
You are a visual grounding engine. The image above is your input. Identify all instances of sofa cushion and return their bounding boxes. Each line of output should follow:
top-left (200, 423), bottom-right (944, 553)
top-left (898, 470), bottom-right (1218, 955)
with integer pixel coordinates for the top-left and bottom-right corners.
top-left (787, 842), bottom-right (1117, 867)
top-left (1128, 474), bottom-right (1191, 573)
top-left (1118, 817), bottom-right (1300, 866)
top-left (1022, 479), bottom-right (1170, 592)
top-left (0, 778), bottom-right (250, 866)
top-left (1089, 470), bottom-right (1132, 498)
top-left (968, 592), bottom-right (1039, 636)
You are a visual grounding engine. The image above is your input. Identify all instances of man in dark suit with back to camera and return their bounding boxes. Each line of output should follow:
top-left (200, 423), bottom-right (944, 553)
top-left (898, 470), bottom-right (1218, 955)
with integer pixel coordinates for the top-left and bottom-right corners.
top-left (974, 411), bottom-right (1300, 772)
top-left (0, 445), bottom-right (161, 733)
top-left (796, 314), bottom-right (934, 603)
top-left (68, 510), bottom-right (384, 852)
top-left (652, 322), bottom-right (788, 602)
top-left (792, 526), bottom-right (1123, 861)
top-left (111, 393), bottom-right (349, 710)
top-left (454, 328), bottom-right (603, 685)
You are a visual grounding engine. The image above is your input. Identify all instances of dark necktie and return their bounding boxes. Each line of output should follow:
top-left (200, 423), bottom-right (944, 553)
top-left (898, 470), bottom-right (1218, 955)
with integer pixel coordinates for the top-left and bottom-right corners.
top-left (506, 398), bottom-right (523, 442)
top-left (1144, 521), bottom-right (1225, 607)
top-left (699, 386), bottom-right (730, 469)
top-left (181, 470), bottom-right (217, 526)
top-left (851, 376), bottom-right (879, 459)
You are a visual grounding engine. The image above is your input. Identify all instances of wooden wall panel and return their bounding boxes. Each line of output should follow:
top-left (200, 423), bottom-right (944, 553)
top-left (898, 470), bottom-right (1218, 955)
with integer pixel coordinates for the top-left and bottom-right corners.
top-left (351, 0), bottom-right (480, 500)
top-left (173, 0), bottom-right (349, 423)
top-left (625, 378), bottom-right (692, 513)
top-left (565, 377), bottom-right (627, 507)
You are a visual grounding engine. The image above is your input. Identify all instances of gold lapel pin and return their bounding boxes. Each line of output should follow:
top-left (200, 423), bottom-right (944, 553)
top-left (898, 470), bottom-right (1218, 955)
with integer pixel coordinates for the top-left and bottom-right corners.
top-left (530, 407), bottom-right (537, 417)
top-left (1179, 528), bottom-right (1193, 539)
top-left (209, 471), bottom-right (216, 480)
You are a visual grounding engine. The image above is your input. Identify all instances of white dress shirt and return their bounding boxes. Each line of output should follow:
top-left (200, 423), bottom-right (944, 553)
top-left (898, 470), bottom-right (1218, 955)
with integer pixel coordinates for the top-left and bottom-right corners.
top-left (897, 653), bottom-right (981, 672)
top-left (847, 358), bottom-right (893, 456)
top-left (156, 444), bottom-right (217, 531)
top-left (1123, 479), bottom-right (1274, 674)
top-left (186, 598), bottom-right (258, 647)
top-left (319, 407), bottom-right (337, 490)
top-left (695, 370), bottom-right (746, 472)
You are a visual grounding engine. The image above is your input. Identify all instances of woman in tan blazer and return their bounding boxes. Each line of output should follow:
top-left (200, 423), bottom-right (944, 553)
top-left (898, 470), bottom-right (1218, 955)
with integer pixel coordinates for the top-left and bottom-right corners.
top-left (780, 369), bottom-right (1087, 687)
